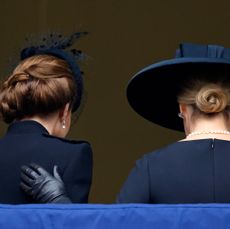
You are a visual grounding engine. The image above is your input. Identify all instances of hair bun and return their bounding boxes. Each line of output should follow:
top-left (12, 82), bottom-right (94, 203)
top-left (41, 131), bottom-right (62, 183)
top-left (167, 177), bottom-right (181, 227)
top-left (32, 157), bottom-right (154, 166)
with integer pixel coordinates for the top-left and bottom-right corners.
top-left (195, 84), bottom-right (228, 113)
top-left (4, 72), bottom-right (30, 88)
top-left (0, 55), bottom-right (76, 124)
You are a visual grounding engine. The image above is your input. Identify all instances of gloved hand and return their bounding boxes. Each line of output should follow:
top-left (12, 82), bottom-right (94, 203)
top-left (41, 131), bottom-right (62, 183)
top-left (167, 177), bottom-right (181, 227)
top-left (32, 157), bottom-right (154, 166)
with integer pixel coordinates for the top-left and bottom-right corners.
top-left (20, 163), bottom-right (72, 203)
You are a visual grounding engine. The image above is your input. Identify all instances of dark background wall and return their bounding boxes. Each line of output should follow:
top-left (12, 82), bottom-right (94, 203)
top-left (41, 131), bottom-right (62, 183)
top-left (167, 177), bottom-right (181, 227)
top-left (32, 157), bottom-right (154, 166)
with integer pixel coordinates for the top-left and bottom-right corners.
top-left (0, 0), bottom-right (229, 203)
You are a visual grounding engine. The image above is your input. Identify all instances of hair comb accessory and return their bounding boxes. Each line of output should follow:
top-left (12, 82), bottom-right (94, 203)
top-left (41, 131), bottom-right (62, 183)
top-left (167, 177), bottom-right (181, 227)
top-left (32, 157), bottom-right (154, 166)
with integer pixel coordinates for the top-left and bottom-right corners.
top-left (20, 32), bottom-right (88, 112)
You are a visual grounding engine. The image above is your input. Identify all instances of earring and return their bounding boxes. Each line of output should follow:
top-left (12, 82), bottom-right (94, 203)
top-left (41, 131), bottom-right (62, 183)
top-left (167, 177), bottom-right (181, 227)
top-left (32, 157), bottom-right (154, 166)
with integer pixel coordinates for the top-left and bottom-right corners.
top-left (62, 119), bottom-right (66, 129)
top-left (178, 113), bottom-right (184, 119)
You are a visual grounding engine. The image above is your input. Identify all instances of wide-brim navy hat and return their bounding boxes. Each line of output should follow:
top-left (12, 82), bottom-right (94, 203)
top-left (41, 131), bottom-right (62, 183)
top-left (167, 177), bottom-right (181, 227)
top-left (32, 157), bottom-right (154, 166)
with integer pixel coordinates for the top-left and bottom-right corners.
top-left (127, 43), bottom-right (230, 131)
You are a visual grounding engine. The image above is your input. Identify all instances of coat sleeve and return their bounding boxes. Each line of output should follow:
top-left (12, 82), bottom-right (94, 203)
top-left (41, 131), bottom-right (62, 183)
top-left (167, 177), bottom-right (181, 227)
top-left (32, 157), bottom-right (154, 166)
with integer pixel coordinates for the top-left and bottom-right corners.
top-left (62, 142), bottom-right (93, 203)
top-left (116, 155), bottom-right (151, 203)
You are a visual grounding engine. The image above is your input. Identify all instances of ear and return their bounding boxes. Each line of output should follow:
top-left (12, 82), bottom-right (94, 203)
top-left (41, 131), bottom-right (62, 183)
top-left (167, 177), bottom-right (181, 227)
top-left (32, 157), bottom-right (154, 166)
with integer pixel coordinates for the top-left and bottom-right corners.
top-left (179, 103), bottom-right (187, 114)
top-left (59, 103), bottom-right (70, 120)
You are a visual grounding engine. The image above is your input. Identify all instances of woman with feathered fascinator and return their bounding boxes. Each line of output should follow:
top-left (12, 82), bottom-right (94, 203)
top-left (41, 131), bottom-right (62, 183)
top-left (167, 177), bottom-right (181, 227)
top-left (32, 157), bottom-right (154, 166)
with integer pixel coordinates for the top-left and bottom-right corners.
top-left (0, 32), bottom-right (92, 203)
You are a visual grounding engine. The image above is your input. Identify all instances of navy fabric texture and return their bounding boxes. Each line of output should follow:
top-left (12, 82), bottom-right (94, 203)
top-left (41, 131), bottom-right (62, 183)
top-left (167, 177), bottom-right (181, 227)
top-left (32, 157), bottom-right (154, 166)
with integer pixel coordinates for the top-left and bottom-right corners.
top-left (0, 204), bottom-right (230, 229)
top-left (118, 139), bottom-right (230, 204)
top-left (0, 120), bottom-right (92, 203)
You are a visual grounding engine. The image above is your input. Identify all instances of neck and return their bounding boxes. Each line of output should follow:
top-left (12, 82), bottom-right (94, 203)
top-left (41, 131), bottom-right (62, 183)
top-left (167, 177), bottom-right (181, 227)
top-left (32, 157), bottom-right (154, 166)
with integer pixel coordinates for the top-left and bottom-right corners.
top-left (19, 113), bottom-right (59, 135)
top-left (190, 114), bottom-right (229, 133)
top-left (183, 113), bottom-right (230, 140)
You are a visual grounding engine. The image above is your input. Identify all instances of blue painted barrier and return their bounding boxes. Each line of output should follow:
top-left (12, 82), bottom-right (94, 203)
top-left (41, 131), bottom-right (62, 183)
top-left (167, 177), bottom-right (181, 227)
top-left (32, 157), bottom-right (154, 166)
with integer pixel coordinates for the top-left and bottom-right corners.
top-left (0, 204), bottom-right (230, 229)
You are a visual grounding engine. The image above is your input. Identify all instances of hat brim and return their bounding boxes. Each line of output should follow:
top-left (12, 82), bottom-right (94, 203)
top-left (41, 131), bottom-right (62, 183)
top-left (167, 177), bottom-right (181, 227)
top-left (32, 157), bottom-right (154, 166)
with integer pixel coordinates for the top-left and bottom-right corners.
top-left (127, 58), bottom-right (230, 132)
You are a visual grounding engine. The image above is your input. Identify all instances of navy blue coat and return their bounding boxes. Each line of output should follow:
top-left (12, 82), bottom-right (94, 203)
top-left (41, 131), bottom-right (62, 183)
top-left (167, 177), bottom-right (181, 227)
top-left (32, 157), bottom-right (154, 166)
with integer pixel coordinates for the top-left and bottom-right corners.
top-left (0, 120), bottom-right (92, 204)
top-left (117, 139), bottom-right (230, 203)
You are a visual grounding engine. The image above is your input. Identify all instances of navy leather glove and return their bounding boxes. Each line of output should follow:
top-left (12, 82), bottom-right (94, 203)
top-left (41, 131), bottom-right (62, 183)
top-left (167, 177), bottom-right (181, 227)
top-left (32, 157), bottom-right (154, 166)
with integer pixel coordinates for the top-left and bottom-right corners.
top-left (20, 163), bottom-right (72, 203)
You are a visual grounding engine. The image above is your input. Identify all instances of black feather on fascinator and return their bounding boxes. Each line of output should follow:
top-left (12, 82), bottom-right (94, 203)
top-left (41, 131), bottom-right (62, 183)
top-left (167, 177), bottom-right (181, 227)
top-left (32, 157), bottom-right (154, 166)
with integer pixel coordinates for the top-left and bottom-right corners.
top-left (20, 32), bottom-right (88, 112)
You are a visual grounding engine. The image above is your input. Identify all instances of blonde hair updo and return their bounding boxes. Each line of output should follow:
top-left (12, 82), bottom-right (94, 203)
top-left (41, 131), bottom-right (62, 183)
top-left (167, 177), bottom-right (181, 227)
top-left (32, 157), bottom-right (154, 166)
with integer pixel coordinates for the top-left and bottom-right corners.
top-left (178, 79), bottom-right (230, 115)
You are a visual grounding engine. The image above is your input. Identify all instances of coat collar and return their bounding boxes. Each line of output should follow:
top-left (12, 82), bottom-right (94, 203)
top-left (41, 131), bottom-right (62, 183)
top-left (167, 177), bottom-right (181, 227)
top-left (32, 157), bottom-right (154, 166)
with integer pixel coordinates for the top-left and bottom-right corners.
top-left (7, 120), bottom-right (49, 135)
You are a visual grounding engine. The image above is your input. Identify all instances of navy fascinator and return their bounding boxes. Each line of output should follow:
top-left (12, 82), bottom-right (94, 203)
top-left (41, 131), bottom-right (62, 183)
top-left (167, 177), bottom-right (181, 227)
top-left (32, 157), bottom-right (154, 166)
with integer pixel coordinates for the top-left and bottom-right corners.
top-left (20, 32), bottom-right (87, 112)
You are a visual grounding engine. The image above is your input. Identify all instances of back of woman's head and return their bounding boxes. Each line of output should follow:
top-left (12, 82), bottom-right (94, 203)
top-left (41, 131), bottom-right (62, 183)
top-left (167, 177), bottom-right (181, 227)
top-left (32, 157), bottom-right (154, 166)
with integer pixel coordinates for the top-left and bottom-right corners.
top-left (178, 75), bottom-right (230, 115)
top-left (0, 55), bottom-right (76, 123)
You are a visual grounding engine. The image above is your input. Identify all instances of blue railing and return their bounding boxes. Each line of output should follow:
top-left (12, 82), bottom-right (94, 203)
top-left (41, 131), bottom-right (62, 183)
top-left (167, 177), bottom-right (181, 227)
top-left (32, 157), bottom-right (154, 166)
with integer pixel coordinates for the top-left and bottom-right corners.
top-left (0, 204), bottom-right (230, 229)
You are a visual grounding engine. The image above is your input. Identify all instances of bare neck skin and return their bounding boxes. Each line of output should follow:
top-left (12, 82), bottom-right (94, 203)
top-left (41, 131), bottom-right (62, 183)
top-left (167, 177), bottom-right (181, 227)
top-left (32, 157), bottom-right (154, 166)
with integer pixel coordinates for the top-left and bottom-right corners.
top-left (18, 103), bottom-right (71, 138)
top-left (20, 112), bottom-right (59, 135)
top-left (179, 104), bottom-right (230, 141)
top-left (20, 112), bottom-right (60, 135)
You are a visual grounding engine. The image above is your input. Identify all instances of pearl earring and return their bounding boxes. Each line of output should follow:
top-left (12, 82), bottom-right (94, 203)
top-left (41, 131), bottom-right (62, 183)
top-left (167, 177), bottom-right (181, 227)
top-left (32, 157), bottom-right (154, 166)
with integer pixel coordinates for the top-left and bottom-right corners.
top-left (178, 113), bottom-right (184, 119)
top-left (62, 119), bottom-right (66, 129)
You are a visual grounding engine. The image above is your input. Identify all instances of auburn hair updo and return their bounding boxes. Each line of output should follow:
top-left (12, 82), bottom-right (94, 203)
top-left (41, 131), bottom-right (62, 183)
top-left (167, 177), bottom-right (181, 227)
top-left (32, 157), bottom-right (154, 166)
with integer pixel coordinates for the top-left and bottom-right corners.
top-left (177, 76), bottom-right (230, 115)
top-left (0, 55), bottom-right (76, 123)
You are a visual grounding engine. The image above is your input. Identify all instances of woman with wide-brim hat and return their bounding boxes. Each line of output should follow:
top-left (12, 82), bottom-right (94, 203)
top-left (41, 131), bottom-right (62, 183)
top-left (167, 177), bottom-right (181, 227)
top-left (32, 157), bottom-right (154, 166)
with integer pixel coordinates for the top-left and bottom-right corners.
top-left (117, 43), bottom-right (230, 203)
top-left (21, 42), bottom-right (230, 204)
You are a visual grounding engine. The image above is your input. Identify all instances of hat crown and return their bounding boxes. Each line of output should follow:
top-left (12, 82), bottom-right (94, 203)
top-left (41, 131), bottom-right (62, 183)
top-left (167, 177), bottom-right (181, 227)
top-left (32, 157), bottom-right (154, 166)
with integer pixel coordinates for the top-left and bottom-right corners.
top-left (175, 43), bottom-right (230, 60)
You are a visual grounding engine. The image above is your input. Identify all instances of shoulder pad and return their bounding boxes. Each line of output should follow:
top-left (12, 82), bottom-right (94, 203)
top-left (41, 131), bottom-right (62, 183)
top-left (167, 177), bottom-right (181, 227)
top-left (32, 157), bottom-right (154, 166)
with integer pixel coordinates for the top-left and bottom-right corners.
top-left (42, 133), bottom-right (90, 145)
